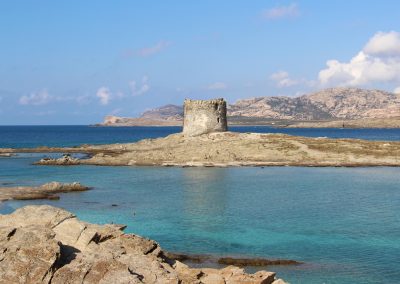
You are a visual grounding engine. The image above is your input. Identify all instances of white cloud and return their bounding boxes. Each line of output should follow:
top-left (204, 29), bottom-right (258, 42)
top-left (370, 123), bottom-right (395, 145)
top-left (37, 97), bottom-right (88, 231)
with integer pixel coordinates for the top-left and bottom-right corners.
top-left (207, 82), bottom-right (227, 90)
top-left (319, 31), bottom-right (400, 87)
top-left (394, 87), bottom-right (400, 94)
top-left (138, 41), bottom-right (171, 57)
top-left (270, 71), bottom-right (298, 87)
top-left (263, 3), bottom-right (299, 20)
top-left (19, 89), bottom-right (52, 105)
top-left (364, 31), bottom-right (400, 56)
top-left (130, 76), bottom-right (150, 96)
top-left (96, 87), bottom-right (111, 105)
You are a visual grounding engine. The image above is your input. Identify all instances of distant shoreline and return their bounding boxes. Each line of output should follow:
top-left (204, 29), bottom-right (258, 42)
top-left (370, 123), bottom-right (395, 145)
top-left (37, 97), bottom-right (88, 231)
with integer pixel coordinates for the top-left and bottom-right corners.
top-left (94, 116), bottom-right (400, 129)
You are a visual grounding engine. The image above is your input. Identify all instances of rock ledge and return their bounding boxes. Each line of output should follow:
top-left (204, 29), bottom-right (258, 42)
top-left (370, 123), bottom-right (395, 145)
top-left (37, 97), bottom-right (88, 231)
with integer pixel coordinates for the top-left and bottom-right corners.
top-left (0, 205), bottom-right (287, 284)
top-left (0, 182), bottom-right (89, 201)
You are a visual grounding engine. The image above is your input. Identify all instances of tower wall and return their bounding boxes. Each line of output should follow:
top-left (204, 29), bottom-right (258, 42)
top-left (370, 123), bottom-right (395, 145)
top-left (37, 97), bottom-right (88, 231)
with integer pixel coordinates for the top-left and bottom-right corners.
top-left (182, 98), bottom-right (228, 136)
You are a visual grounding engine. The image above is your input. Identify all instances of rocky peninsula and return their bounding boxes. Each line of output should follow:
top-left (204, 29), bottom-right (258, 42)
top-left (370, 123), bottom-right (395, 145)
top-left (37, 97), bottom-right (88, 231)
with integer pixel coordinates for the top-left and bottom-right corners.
top-left (0, 205), bottom-right (287, 283)
top-left (0, 132), bottom-right (397, 167)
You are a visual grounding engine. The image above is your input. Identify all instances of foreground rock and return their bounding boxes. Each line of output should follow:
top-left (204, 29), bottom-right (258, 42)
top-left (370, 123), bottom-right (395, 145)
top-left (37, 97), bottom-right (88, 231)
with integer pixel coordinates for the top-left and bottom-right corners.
top-left (11, 132), bottom-right (400, 167)
top-left (0, 182), bottom-right (89, 201)
top-left (0, 205), bottom-right (286, 284)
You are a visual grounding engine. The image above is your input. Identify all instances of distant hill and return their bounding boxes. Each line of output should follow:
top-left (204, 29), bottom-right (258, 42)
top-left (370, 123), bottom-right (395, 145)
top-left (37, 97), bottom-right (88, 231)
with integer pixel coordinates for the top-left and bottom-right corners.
top-left (229, 87), bottom-right (400, 120)
top-left (100, 87), bottom-right (400, 126)
top-left (100, 105), bottom-right (183, 126)
top-left (141, 104), bottom-right (183, 121)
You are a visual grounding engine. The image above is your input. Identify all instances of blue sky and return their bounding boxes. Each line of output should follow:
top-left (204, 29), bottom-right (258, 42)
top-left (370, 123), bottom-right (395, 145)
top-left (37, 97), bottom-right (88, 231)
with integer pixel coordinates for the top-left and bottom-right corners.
top-left (1, 1), bottom-right (400, 124)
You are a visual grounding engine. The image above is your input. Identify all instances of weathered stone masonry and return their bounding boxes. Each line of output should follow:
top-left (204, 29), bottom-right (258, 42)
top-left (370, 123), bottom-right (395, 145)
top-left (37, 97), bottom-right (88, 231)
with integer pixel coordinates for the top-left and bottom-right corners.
top-left (182, 98), bottom-right (228, 136)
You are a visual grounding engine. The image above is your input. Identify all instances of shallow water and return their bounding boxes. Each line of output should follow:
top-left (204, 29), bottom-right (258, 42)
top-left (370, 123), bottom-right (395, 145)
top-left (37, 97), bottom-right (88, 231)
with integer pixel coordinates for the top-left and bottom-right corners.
top-left (0, 126), bottom-right (400, 283)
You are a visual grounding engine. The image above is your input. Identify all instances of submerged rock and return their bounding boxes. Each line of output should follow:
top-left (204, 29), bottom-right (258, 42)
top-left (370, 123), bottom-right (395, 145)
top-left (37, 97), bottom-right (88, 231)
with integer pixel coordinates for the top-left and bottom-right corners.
top-left (218, 257), bottom-right (301, 266)
top-left (0, 153), bottom-right (15, 157)
top-left (164, 252), bottom-right (301, 267)
top-left (0, 205), bottom-right (287, 284)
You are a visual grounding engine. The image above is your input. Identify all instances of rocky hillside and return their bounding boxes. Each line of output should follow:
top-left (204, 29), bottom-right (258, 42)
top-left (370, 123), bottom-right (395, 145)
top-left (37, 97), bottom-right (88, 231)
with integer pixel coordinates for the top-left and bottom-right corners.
top-left (100, 88), bottom-right (400, 126)
top-left (229, 88), bottom-right (400, 120)
top-left (141, 88), bottom-right (400, 120)
top-left (141, 104), bottom-right (183, 121)
top-left (100, 105), bottom-right (183, 126)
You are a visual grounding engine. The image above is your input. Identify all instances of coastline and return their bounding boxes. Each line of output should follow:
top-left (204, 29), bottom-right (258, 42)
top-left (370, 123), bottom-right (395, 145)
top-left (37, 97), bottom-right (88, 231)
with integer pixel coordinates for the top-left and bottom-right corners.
top-left (94, 116), bottom-right (400, 128)
top-left (0, 205), bottom-right (288, 283)
top-left (1, 132), bottom-right (400, 167)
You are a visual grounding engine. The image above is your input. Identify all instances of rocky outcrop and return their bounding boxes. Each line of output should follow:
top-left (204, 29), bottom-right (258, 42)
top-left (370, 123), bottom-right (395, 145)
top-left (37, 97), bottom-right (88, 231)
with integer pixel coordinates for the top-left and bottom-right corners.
top-left (183, 99), bottom-right (228, 136)
top-left (36, 154), bottom-right (80, 165)
top-left (0, 205), bottom-right (286, 284)
top-left (0, 182), bottom-right (90, 201)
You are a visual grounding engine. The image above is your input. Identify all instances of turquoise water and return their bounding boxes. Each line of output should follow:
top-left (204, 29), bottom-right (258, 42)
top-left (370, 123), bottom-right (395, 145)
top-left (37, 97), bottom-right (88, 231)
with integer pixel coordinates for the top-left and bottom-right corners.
top-left (1, 126), bottom-right (400, 283)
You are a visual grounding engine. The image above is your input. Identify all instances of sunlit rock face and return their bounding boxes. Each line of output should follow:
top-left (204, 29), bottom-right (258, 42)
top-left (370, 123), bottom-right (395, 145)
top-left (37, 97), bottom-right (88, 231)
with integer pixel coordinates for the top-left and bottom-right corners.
top-left (183, 98), bottom-right (228, 136)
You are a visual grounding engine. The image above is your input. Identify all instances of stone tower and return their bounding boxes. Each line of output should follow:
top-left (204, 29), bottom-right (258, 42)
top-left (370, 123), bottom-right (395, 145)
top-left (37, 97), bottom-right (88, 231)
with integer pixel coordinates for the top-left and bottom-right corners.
top-left (182, 98), bottom-right (228, 136)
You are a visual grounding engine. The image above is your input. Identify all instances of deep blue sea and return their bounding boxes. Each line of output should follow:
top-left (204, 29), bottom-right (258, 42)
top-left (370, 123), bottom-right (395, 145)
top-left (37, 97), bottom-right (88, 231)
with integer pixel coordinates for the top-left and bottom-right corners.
top-left (1, 126), bottom-right (400, 284)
